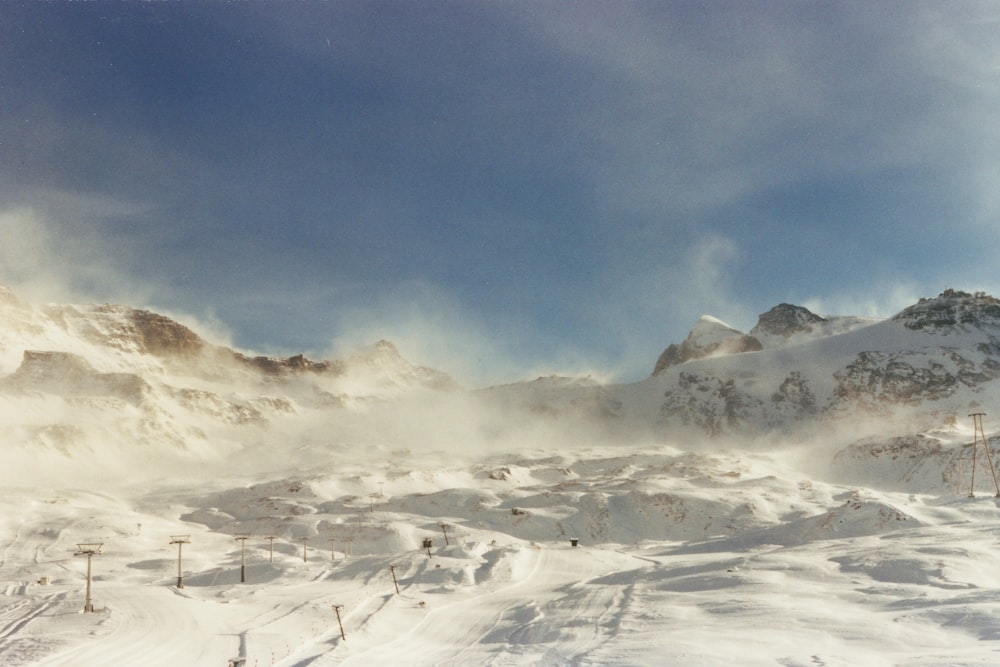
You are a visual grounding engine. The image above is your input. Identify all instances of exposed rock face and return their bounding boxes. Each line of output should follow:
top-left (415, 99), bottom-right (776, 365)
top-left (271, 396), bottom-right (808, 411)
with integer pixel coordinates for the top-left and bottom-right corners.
top-left (644, 289), bottom-right (1000, 435)
top-left (829, 433), bottom-right (969, 494)
top-left (832, 350), bottom-right (1000, 410)
top-left (770, 371), bottom-right (817, 414)
top-left (659, 371), bottom-right (767, 436)
top-left (750, 304), bottom-right (826, 339)
top-left (234, 352), bottom-right (338, 376)
top-left (4, 350), bottom-right (150, 405)
top-left (892, 289), bottom-right (1000, 332)
top-left (121, 307), bottom-right (339, 375)
top-left (653, 316), bottom-right (762, 375)
top-left (9, 283), bottom-right (1000, 446)
top-left (124, 308), bottom-right (205, 357)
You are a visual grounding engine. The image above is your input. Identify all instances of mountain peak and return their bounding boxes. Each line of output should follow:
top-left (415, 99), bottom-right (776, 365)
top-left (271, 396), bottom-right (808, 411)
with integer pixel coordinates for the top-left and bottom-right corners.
top-left (751, 303), bottom-right (827, 339)
top-left (690, 315), bottom-right (741, 340)
top-left (653, 316), bottom-right (762, 376)
top-left (892, 289), bottom-right (1000, 332)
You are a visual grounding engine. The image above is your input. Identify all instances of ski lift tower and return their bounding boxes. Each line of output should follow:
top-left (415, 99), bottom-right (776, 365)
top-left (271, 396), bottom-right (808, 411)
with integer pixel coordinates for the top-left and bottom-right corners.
top-left (170, 535), bottom-right (190, 589)
top-left (234, 535), bottom-right (250, 583)
top-left (74, 543), bottom-right (103, 612)
top-left (968, 413), bottom-right (1000, 498)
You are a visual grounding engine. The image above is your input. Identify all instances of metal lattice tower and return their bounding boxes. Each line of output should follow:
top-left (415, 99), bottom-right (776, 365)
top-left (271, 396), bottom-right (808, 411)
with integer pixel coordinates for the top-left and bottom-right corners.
top-left (968, 413), bottom-right (1000, 498)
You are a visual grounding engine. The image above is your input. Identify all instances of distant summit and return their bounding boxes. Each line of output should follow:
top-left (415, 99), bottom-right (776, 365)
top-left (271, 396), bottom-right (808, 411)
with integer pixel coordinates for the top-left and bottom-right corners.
top-left (652, 316), bottom-right (762, 375)
top-left (652, 303), bottom-right (834, 375)
top-left (750, 303), bottom-right (826, 339)
top-left (892, 289), bottom-right (1000, 332)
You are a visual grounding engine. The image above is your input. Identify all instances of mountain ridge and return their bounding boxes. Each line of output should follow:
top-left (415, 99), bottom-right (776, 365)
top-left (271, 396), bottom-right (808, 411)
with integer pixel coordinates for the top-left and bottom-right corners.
top-left (3, 286), bottom-right (1000, 481)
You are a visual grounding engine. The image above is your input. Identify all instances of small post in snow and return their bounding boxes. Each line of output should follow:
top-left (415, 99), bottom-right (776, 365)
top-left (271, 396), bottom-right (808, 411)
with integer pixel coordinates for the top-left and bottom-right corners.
top-left (300, 537), bottom-right (310, 563)
top-left (169, 535), bottom-right (190, 589)
top-left (439, 523), bottom-right (450, 546)
top-left (389, 565), bottom-right (400, 594)
top-left (332, 604), bottom-right (346, 641)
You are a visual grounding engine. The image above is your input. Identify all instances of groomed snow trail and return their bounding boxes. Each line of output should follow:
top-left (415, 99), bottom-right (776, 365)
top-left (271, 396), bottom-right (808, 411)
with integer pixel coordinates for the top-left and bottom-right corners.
top-left (33, 585), bottom-right (237, 667)
top-left (321, 543), bottom-right (644, 666)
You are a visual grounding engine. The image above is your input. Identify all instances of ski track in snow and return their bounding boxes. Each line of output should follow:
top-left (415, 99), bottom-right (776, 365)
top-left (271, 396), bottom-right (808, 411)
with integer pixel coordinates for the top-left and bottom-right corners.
top-left (7, 446), bottom-right (1000, 665)
top-left (324, 544), bottom-right (640, 666)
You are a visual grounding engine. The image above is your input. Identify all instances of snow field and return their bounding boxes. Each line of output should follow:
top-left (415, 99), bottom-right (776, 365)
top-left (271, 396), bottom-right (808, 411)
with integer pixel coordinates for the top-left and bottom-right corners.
top-left (4, 442), bottom-right (1000, 665)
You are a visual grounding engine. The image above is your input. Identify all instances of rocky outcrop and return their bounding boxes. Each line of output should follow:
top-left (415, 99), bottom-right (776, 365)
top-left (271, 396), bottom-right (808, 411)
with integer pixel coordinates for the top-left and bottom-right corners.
top-left (3, 350), bottom-right (150, 405)
top-left (770, 371), bottom-right (817, 414)
top-left (653, 316), bottom-right (762, 375)
top-left (123, 308), bottom-right (206, 357)
top-left (659, 371), bottom-right (767, 436)
top-left (892, 289), bottom-right (1000, 332)
top-left (832, 349), bottom-right (1000, 411)
top-left (233, 352), bottom-right (339, 376)
top-left (750, 303), bottom-right (826, 339)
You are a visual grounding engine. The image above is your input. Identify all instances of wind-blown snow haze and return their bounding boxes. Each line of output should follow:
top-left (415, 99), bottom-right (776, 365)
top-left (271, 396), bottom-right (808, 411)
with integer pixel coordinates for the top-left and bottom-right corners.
top-left (3, 287), bottom-right (1000, 664)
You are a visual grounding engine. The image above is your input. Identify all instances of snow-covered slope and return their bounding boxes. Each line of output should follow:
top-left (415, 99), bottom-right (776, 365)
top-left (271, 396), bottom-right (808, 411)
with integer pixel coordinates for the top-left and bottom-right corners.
top-left (0, 287), bottom-right (459, 482)
top-left (5, 287), bottom-right (1000, 665)
top-left (6, 286), bottom-right (1000, 469)
top-left (480, 290), bottom-right (1000, 443)
top-left (618, 289), bottom-right (1000, 438)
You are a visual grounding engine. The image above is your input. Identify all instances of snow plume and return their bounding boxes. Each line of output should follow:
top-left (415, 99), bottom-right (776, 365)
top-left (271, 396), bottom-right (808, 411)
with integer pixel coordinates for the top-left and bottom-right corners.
top-left (0, 199), bottom-right (237, 350)
top-left (0, 194), bottom-right (148, 305)
top-left (802, 281), bottom-right (922, 321)
top-left (680, 235), bottom-right (749, 322)
top-left (598, 233), bottom-right (757, 383)
top-left (324, 280), bottom-right (556, 389)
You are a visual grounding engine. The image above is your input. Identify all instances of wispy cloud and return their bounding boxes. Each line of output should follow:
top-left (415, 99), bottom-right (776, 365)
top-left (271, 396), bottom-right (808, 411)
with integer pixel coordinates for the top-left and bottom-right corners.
top-left (803, 281), bottom-right (924, 320)
top-left (323, 280), bottom-right (540, 388)
top-left (0, 196), bottom-right (142, 304)
top-left (0, 196), bottom-right (237, 347)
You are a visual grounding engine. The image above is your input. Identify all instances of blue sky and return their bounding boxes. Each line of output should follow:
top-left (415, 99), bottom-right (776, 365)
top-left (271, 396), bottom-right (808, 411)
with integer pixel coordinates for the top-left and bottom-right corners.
top-left (2, 1), bottom-right (999, 385)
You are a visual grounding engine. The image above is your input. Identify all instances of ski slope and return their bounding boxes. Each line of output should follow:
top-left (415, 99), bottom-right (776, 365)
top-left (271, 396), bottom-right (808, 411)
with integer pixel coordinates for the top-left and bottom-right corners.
top-left (4, 440), bottom-right (1000, 666)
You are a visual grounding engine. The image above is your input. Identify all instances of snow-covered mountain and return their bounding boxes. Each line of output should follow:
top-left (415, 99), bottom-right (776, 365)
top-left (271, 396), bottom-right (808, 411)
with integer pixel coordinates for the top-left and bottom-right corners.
top-left (489, 289), bottom-right (1000, 440)
top-left (6, 284), bottom-right (1000, 483)
top-left (6, 286), bottom-right (1000, 478)
top-left (7, 286), bottom-right (1000, 665)
top-left (0, 285), bottom-right (461, 480)
top-left (651, 289), bottom-right (1000, 434)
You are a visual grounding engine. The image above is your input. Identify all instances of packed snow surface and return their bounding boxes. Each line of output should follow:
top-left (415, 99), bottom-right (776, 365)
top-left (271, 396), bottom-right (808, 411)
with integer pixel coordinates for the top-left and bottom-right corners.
top-left (5, 437), bottom-right (1000, 666)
